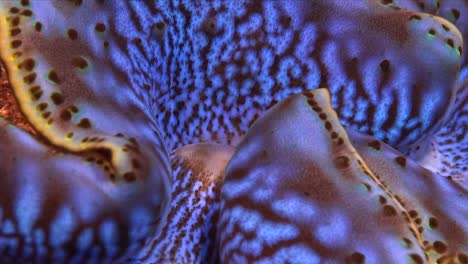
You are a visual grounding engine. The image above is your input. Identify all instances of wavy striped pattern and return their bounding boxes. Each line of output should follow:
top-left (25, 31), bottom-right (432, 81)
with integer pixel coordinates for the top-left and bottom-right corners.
top-left (0, 0), bottom-right (465, 263)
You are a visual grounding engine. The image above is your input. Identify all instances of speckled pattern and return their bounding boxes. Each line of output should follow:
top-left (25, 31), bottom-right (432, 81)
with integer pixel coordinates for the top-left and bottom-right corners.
top-left (380, 0), bottom-right (467, 66)
top-left (218, 89), bottom-right (467, 264)
top-left (0, 0), bottom-right (465, 263)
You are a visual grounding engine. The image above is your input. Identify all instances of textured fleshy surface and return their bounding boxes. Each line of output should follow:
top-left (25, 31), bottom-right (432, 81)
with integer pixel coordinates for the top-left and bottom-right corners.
top-left (141, 0), bottom-right (462, 151)
top-left (0, 0), bottom-right (170, 183)
top-left (377, 0), bottom-right (467, 191)
top-left (132, 143), bottom-right (234, 264)
top-left (0, 0), bottom-right (465, 263)
top-left (219, 89), bottom-right (467, 263)
top-left (0, 0), bottom-right (458, 151)
top-left (380, 0), bottom-right (467, 66)
top-left (0, 0), bottom-right (171, 261)
top-left (0, 117), bottom-right (165, 263)
top-left (0, 0), bottom-right (462, 165)
top-left (410, 69), bottom-right (467, 183)
top-left (350, 129), bottom-right (468, 263)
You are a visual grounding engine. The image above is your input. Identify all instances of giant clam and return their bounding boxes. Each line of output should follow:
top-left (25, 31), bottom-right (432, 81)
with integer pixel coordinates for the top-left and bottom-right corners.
top-left (0, 0), bottom-right (466, 263)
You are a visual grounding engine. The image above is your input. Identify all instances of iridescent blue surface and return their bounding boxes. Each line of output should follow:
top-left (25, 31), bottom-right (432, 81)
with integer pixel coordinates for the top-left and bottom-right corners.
top-left (0, 0), bottom-right (466, 263)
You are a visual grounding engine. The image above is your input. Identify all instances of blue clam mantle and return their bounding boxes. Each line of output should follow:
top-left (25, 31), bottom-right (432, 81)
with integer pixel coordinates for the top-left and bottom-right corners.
top-left (0, 0), bottom-right (466, 263)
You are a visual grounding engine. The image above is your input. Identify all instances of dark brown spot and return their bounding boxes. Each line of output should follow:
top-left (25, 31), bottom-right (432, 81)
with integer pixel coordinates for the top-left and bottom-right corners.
top-left (383, 205), bottom-right (397, 217)
top-left (67, 29), bottom-right (78, 40)
top-left (123, 172), bottom-right (136, 182)
top-left (428, 217), bottom-right (438, 229)
top-left (152, 21), bottom-right (166, 37)
top-left (319, 113), bottom-right (327, 120)
top-left (20, 9), bottom-right (32, 16)
top-left (10, 16), bottom-right (20, 27)
top-left (202, 18), bottom-right (219, 35)
top-left (409, 254), bottom-right (423, 264)
top-left (41, 111), bottom-right (51, 119)
top-left (23, 73), bottom-right (36, 84)
top-left (50, 92), bottom-right (64, 105)
top-left (48, 71), bottom-right (61, 84)
top-left (324, 121), bottom-right (332, 131)
top-left (72, 57), bottom-right (88, 70)
top-left (433, 241), bottom-right (447, 254)
top-left (442, 24), bottom-right (450, 31)
top-left (334, 156), bottom-right (350, 169)
top-left (417, 226), bottom-right (424, 233)
top-left (409, 14), bottom-right (422, 21)
top-left (19, 58), bottom-right (35, 71)
top-left (96, 148), bottom-right (112, 160)
top-left (155, 21), bottom-right (165, 31)
top-left (307, 99), bottom-right (317, 107)
top-left (415, 218), bottom-right (422, 225)
top-left (34, 22), bottom-right (42, 32)
top-left (394, 156), bottom-right (407, 167)
top-left (103, 41), bottom-right (109, 48)
top-left (409, 210), bottom-right (418, 218)
top-left (367, 140), bottom-right (381, 150)
top-left (345, 252), bottom-right (365, 264)
top-left (379, 195), bottom-right (387, 204)
top-left (36, 102), bottom-right (48, 111)
top-left (337, 137), bottom-right (344, 145)
top-left (379, 59), bottom-right (390, 72)
top-left (361, 182), bottom-right (371, 192)
top-left (66, 132), bottom-right (74, 138)
top-left (77, 118), bottom-right (92, 129)
top-left (451, 9), bottom-right (460, 21)
top-left (402, 238), bottom-right (413, 248)
top-left (303, 90), bottom-right (314, 98)
top-left (11, 40), bottom-right (22, 49)
top-left (10, 28), bottom-right (21, 36)
top-left (20, 0), bottom-right (30, 6)
top-left (9, 7), bottom-right (19, 14)
top-left (331, 132), bottom-right (338, 139)
top-left (69, 105), bottom-right (79, 113)
top-left (29, 86), bottom-right (43, 100)
top-left (446, 39), bottom-right (455, 48)
top-left (95, 23), bottom-right (106, 32)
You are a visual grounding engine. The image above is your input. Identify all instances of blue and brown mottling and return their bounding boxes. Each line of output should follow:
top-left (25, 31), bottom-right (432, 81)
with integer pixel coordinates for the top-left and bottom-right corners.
top-left (0, 0), bottom-right (466, 263)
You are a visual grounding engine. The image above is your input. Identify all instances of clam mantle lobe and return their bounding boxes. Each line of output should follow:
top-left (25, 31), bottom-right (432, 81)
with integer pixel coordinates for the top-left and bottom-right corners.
top-left (0, 0), bottom-right (466, 263)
